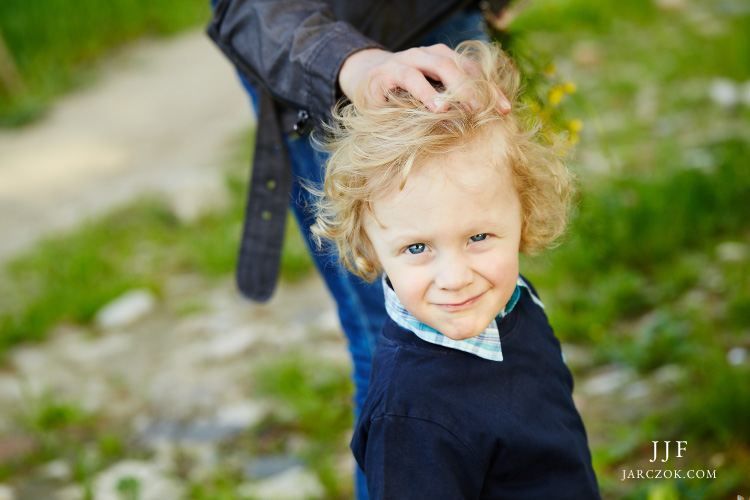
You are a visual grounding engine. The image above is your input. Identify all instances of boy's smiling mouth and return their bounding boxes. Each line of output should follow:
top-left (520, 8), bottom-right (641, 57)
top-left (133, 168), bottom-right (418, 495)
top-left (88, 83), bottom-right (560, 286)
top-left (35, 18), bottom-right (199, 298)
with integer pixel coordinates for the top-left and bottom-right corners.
top-left (434, 290), bottom-right (487, 312)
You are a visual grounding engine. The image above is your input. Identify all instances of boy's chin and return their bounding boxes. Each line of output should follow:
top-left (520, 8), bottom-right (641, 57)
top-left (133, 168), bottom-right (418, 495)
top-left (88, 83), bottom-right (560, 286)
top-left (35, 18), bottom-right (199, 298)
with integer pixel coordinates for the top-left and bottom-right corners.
top-left (441, 329), bottom-right (482, 341)
top-left (432, 321), bottom-right (486, 341)
top-left (425, 308), bottom-right (502, 340)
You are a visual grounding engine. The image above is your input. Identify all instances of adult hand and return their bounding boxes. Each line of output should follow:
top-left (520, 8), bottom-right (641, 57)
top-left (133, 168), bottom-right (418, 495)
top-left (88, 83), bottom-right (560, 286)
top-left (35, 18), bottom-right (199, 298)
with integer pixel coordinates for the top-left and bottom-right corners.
top-left (338, 44), bottom-right (511, 114)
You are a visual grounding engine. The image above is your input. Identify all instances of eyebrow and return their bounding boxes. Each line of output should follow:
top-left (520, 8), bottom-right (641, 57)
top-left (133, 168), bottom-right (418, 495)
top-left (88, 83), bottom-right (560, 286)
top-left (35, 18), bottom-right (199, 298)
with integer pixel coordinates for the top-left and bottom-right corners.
top-left (384, 230), bottom-right (428, 245)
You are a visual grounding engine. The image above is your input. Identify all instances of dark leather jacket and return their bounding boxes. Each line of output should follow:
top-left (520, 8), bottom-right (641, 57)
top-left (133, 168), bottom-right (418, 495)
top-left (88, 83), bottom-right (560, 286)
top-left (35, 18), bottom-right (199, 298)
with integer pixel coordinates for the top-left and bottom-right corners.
top-left (208, 0), bottom-right (507, 301)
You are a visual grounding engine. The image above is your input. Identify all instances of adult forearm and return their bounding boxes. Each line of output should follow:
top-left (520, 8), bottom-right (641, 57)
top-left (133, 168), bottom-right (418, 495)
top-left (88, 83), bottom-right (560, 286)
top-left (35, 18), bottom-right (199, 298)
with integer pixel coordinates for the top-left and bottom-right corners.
top-left (208, 0), bottom-right (381, 119)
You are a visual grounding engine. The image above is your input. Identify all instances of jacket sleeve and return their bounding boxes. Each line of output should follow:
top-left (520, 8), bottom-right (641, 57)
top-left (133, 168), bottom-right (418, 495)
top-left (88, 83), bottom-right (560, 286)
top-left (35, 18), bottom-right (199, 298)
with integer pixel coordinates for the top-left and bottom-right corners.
top-left (362, 415), bottom-right (485, 500)
top-left (207, 0), bottom-right (383, 120)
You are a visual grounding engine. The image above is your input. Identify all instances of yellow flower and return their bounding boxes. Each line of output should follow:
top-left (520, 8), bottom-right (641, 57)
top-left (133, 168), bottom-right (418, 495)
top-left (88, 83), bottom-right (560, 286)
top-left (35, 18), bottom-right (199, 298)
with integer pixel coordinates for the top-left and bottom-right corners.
top-left (563, 81), bottom-right (578, 94)
top-left (544, 62), bottom-right (556, 77)
top-left (567, 119), bottom-right (584, 133)
top-left (548, 86), bottom-right (565, 105)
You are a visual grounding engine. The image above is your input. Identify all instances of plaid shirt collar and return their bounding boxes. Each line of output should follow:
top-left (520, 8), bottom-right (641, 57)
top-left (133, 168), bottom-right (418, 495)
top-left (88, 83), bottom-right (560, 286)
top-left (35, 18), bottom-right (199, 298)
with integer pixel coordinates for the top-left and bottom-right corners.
top-left (383, 275), bottom-right (544, 361)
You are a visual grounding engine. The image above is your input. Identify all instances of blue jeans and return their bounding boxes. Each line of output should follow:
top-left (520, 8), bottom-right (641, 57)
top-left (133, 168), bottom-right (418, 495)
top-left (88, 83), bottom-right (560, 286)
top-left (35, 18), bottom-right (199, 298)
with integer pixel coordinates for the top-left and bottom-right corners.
top-left (284, 134), bottom-right (387, 423)
top-left (230, 7), bottom-right (486, 499)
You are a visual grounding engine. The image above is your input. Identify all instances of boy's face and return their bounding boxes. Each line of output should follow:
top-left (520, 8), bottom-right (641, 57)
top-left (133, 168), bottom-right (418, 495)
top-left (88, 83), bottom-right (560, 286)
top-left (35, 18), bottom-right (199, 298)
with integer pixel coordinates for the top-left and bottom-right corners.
top-left (364, 148), bottom-right (522, 340)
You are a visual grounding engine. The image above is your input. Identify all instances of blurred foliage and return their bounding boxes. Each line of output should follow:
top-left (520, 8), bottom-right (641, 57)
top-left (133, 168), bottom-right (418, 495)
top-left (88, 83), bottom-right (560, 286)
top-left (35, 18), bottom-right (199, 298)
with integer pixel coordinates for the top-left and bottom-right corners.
top-left (0, 0), bottom-right (210, 126)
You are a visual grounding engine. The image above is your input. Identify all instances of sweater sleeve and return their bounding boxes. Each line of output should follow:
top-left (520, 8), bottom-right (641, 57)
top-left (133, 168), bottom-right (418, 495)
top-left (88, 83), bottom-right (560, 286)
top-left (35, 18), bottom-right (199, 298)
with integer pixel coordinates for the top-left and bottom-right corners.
top-left (207, 0), bottom-right (383, 120)
top-left (361, 414), bottom-right (485, 500)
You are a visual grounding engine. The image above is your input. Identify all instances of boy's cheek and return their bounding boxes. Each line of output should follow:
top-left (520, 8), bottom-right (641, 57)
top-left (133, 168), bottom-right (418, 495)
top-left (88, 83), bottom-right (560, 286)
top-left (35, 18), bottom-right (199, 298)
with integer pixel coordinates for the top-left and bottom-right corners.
top-left (390, 276), bottom-right (428, 311)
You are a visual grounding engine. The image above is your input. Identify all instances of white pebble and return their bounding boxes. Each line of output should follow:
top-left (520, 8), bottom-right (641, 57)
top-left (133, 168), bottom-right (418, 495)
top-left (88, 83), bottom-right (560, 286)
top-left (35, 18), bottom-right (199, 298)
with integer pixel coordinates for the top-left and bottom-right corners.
top-left (94, 289), bottom-right (157, 329)
top-left (708, 78), bottom-right (739, 108)
top-left (0, 484), bottom-right (15, 500)
top-left (727, 347), bottom-right (747, 366)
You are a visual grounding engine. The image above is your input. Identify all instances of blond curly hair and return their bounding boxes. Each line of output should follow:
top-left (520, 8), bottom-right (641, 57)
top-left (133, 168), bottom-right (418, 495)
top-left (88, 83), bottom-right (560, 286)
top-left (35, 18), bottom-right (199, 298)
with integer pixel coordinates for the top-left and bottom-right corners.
top-left (311, 40), bottom-right (574, 282)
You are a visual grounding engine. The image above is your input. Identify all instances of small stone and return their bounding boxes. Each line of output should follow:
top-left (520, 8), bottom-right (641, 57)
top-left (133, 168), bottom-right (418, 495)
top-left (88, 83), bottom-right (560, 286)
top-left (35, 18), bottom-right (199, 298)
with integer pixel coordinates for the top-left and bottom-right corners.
top-left (708, 78), bottom-right (739, 108)
top-left (624, 380), bottom-right (651, 400)
top-left (652, 364), bottom-right (685, 385)
top-left (244, 455), bottom-right (305, 480)
top-left (56, 485), bottom-right (80, 500)
top-left (43, 459), bottom-right (72, 480)
top-left (581, 365), bottom-right (634, 396)
top-left (141, 416), bottom-right (248, 447)
top-left (683, 148), bottom-right (715, 172)
top-left (238, 465), bottom-right (325, 500)
top-left (727, 347), bottom-right (747, 366)
top-left (0, 484), bottom-right (15, 500)
top-left (94, 289), bottom-right (157, 329)
top-left (716, 241), bottom-right (747, 263)
top-left (140, 420), bottom-right (182, 446)
top-left (204, 327), bottom-right (259, 360)
top-left (215, 401), bottom-right (269, 429)
top-left (181, 419), bottom-right (241, 444)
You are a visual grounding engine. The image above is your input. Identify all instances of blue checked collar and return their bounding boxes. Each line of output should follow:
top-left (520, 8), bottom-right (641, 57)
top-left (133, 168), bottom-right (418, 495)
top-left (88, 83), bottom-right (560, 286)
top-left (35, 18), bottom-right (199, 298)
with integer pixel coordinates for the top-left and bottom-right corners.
top-left (383, 275), bottom-right (544, 361)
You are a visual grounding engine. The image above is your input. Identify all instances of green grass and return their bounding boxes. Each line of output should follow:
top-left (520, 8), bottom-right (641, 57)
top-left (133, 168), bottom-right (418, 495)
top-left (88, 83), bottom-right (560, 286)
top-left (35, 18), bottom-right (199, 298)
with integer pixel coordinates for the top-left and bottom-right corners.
top-left (0, 0), bottom-right (210, 126)
top-left (252, 356), bottom-right (353, 450)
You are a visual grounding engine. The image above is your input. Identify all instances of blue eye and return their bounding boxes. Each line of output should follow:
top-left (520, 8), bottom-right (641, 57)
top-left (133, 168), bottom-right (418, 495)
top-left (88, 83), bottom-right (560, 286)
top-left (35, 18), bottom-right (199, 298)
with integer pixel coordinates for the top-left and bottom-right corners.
top-left (470, 234), bottom-right (488, 242)
top-left (406, 243), bottom-right (426, 254)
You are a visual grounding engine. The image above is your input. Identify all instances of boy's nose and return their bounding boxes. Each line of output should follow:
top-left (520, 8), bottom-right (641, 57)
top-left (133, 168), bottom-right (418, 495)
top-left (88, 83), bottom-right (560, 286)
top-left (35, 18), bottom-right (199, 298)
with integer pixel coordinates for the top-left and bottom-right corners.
top-left (434, 256), bottom-right (473, 291)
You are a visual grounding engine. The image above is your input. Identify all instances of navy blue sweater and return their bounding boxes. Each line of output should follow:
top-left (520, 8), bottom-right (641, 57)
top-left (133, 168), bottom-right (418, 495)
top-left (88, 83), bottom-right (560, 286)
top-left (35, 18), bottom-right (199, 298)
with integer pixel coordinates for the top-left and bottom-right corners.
top-left (351, 287), bottom-right (600, 500)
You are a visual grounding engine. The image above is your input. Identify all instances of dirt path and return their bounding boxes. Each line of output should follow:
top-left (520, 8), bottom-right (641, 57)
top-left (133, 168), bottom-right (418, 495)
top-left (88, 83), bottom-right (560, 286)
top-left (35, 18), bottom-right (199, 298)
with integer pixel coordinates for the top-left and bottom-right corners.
top-left (0, 29), bottom-right (253, 263)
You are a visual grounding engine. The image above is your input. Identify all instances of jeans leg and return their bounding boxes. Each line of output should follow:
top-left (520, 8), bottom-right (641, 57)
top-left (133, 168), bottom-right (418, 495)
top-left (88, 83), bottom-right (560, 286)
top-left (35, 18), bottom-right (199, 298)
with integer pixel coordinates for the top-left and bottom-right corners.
top-left (284, 133), bottom-right (386, 500)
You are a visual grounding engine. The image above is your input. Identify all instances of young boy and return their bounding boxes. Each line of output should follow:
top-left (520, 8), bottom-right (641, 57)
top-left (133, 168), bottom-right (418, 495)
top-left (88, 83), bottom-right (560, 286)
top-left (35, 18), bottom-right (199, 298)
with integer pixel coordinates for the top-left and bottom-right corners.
top-left (313, 41), bottom-right (600, 499)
